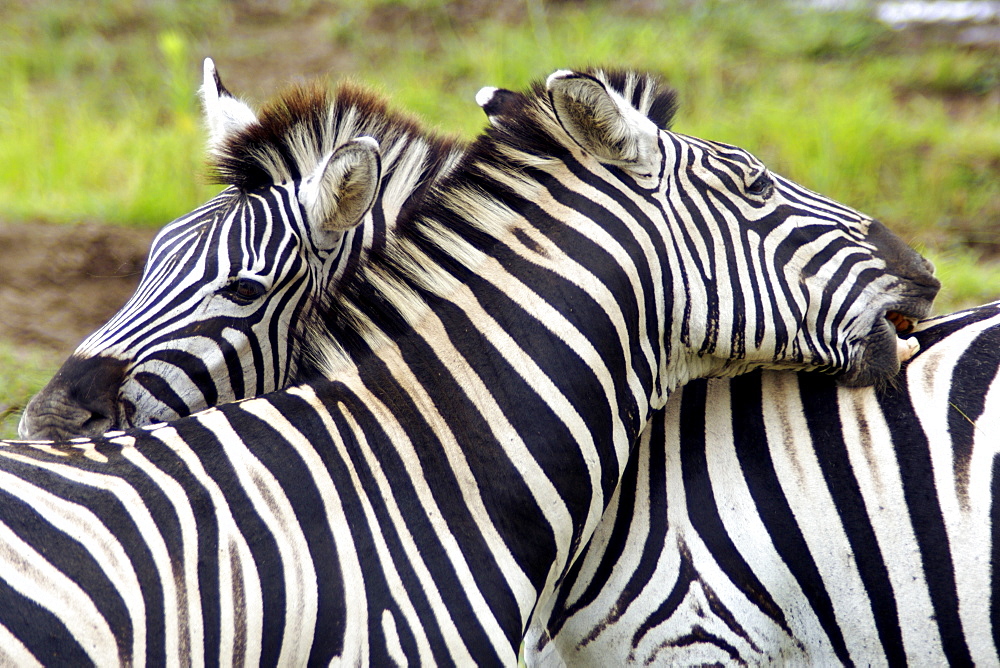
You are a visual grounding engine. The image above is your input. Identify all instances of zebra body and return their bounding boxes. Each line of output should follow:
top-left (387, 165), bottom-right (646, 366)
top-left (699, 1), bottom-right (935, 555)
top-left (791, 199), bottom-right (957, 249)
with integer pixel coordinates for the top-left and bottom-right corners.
top-left (9, 65), bottom-right (938, 663)
top-left (528, 301), bottom-right (1000, 666)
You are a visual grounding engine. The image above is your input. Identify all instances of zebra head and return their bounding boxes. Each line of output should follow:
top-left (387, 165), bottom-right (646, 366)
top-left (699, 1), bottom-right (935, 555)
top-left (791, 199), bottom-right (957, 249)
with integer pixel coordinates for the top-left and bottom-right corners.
top-left (19, 59), bottom-right (463, 440)
top-left (477, 69), bottom-right (939, 398)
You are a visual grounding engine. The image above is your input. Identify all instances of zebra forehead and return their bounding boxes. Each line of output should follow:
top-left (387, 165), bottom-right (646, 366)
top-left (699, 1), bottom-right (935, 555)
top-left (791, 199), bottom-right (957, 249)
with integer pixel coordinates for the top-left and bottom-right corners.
top-left (208, 80), bottom-right (451, 192)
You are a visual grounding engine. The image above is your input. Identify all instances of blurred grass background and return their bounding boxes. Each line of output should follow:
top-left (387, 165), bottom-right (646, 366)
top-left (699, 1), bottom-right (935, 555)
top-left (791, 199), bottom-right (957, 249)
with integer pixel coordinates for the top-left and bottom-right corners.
top-left (0, 0), bottom-right (997, 435)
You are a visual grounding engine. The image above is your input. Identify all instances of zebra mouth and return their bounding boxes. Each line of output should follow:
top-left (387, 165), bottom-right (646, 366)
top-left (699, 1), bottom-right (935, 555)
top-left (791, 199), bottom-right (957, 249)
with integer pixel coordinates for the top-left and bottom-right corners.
top-left (886, 311), bottom-right (921, 363)
top-left (838, 302), bottom-right (930, 387)
top-left (886, 310), bottom-right (916, 334)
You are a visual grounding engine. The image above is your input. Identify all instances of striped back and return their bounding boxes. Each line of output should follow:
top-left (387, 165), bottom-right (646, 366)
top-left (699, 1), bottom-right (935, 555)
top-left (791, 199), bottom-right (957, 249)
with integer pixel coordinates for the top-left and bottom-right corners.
top-left (528, 301), bottom-right (1000, 665)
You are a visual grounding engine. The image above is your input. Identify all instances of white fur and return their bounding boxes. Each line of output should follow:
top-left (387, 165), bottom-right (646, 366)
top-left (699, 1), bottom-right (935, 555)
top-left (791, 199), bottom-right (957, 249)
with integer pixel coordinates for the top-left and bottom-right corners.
top-left (200, 58), bottom-right (258, 154)
top-left (475, 86), bottom-right (499, 109)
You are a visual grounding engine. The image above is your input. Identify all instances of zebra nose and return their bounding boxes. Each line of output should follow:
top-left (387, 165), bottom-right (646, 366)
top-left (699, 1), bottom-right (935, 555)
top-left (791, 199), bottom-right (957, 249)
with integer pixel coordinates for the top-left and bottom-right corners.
top-left (866, 219), bottom-right (942, 295)
top-left (19, 355), bottom-right (129, 440)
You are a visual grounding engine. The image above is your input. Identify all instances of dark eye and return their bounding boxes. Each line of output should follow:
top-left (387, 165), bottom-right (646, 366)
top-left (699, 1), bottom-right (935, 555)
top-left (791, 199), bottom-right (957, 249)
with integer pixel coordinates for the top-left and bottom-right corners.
top-left (747, 172), bottom-right (773, 198)
top-left (223, 277), bottom-right (267, 303)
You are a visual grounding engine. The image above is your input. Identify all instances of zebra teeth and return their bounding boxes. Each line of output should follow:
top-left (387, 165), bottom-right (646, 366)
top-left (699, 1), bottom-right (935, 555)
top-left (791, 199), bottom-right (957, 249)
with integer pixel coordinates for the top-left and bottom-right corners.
top-left (885, 310), bottom-right (915, 334)
top-left (896, 336), bottom-right (920, 363)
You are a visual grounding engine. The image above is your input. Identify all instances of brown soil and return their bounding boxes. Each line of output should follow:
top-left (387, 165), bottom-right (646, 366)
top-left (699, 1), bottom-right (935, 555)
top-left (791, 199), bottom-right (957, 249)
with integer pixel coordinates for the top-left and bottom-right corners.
top-left (0, 221), bottom-right (156, 361)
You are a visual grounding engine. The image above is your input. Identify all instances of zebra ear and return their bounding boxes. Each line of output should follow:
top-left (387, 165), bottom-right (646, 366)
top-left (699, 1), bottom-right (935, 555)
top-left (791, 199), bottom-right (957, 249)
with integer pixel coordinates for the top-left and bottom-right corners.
top-left (299, 136), bottom-right (382, 236)
top-left (475, 86), bottom-right (522, 126)
top-left (546, 70), bottom-right (660, 173)
top-left (200, 58), bottom-right (257, 153)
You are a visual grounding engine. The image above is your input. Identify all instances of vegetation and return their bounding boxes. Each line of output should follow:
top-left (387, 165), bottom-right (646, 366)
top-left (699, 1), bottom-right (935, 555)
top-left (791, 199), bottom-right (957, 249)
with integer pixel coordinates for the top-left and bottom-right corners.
top-left (0, 342), bottom-right (60, 437)
top-left (0, 0), bottom-right (997, 436)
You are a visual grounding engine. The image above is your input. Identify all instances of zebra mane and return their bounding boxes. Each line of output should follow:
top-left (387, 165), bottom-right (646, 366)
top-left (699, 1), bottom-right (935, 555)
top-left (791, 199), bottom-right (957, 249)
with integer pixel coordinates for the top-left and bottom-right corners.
top-left (208, 80), bottom-right (462, 192)
top-left (303, 69), bottom-right (680, 376)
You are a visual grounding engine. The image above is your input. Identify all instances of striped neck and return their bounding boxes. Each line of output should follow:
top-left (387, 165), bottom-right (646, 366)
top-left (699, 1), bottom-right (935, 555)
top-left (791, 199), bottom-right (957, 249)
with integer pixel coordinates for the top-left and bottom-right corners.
top-left (300, 123), bottom-right (677, 643)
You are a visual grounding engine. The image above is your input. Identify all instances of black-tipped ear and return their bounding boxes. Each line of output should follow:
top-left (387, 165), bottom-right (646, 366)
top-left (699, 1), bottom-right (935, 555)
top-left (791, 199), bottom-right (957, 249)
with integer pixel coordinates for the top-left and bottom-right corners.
top-left (546, 70), bottom-right (660, 172)
top-left (299, 136), bottom-right (382, 239)
top-left (475, 86), bottom-right (523, 125)
top-left (200, 58), bottom-right (258, 154)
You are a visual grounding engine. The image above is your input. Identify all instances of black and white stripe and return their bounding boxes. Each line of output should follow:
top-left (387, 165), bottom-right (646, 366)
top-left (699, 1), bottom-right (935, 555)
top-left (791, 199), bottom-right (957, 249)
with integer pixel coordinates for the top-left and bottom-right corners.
top-left (19, 59), bottom-right (464, 440)
top-left (5, 67), bottom-right (938, 663)
top-left (529, 300), bottom-right (1000, 666)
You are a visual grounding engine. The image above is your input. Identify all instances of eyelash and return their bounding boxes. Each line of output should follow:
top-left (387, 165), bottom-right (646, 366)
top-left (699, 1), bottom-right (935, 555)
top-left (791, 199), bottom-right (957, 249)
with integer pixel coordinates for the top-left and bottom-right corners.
top-left (222, 277), bottom-right (266, 303)
top-left (746, 172), bottom-right (774, 198)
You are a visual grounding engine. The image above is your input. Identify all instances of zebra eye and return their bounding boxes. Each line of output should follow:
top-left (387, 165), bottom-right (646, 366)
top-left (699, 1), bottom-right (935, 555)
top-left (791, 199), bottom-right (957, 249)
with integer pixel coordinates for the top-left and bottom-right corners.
top-left (223, 277), bottom-right (267, 303)
top-left (746, 172), bottom-right (774, 199)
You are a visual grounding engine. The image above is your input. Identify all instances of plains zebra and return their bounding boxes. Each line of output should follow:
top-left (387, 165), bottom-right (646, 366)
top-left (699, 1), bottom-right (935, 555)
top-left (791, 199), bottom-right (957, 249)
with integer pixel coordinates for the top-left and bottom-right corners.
top-left (5, 67), bottom-right (938, 663)
top-left (21, 64), bottom-right (937, 444)
top-left (19, 58), bottom-right (465, 440)
top-left (473, 81), bottom-right (994, 664)
top-left (525, 299), bottom-right (1000, 665)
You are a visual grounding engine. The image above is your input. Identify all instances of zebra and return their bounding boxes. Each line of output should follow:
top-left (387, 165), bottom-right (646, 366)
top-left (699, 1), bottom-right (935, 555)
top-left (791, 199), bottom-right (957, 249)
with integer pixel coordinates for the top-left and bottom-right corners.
top-left (21, 64), bottom-right (938, 445)
top-left (472, 82), bottom-right (997, 664)
top-left (19, 58), bottom-right (466, 441)
top-left (526, 299), bottom-right (1000, 666)
top-left (5, 65), bottom-right (939, 664)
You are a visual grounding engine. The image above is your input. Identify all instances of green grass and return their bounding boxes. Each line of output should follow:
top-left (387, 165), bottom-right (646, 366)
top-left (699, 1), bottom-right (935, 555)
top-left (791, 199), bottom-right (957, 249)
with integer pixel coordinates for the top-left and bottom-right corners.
top-left (1, 2), bottom-right (997, 237)
top-left (0, 3), bottom-right (222, 225)
top-left (0, 342), bottom-right (61, 439)
top-left (926, 248), bottom-right (1000, 312)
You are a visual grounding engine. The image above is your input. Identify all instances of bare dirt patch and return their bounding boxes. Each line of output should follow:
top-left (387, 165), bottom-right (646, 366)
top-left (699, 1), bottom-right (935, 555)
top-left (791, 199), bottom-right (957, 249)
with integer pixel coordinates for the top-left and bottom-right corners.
top-left (0, 221), bottom-right (155, 361)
